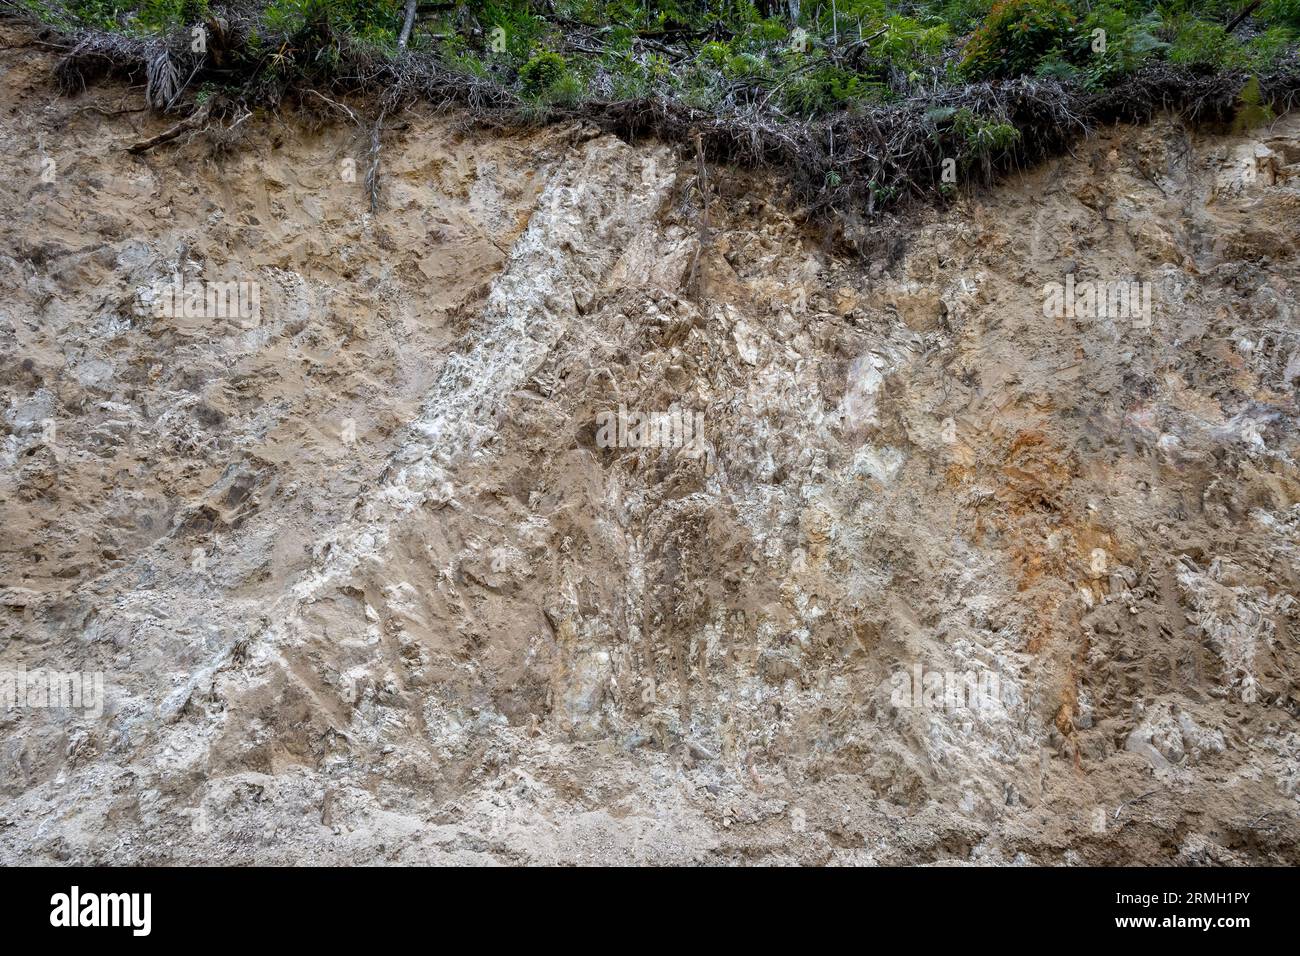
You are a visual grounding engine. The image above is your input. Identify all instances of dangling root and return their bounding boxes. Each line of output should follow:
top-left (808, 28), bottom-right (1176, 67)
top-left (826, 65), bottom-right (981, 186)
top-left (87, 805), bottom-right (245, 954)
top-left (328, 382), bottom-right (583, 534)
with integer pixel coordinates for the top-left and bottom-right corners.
top-left (145, 49), bottom-right (182, 111)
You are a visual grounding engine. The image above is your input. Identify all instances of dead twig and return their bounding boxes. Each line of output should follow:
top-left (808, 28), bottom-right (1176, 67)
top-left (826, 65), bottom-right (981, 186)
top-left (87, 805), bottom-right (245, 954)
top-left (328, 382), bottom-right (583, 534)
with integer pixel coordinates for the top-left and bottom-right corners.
top-left (1113, 788), bottom-right (1163, 822)
top-left (1246, 810), bottom-right (1290, 830)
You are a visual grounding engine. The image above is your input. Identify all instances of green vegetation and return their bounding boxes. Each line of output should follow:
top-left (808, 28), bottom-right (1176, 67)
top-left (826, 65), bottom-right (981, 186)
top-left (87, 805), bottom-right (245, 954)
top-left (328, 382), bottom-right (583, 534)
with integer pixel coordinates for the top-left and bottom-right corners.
top-left (20, 0), bottom-right (1300, 112)
top-left (959, 0), bottom-right (1078, 79)
top-left (518, 49), bottom-right (567, 94)
top-left (16, 0), bottom-right (1300, 225)
top-left (21, 0), bottom-right (209, 31)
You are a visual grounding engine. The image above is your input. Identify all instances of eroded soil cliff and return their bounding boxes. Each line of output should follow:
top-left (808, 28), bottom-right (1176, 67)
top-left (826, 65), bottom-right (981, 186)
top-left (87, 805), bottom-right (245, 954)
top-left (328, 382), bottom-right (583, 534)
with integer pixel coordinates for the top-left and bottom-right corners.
top-left (1, 24), bottom-right (1298, 864)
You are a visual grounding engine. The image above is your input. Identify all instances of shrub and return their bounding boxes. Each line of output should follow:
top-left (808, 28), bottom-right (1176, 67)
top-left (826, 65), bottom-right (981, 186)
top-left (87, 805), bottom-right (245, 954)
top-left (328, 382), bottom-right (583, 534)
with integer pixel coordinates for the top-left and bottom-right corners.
top-left (44, 0), bottom-right (208, 31)
top-left (746, 17), bottom-right (789, 44)
top-left (722, 51), bottom-right (769, 80)
top-left (1246, 26), bottom-right (1296, 67)
top-left (953, 107), bottom-right (1019, 154)
top-left (932, 0), bottom-right (994, 34)
top-left (440, 33), bottom-right (489, 77)
top-left (960, 0), bottom-right (1077, 80)
top-left (548, 69), bottom-right (586, 105)
top-left (1075, 5), bottom-right (1167, 87)
top-left (518, 50), bottom-right (567, 95)
top-left (263, 0), bottom-right (400, 47)
top-left (133, 0), bottom-right (205, 31)
top-left (784, 63), bottom-right (885, 115)
top-left (699, 41), bottom-right (732, 69)
top-left (870, 15), bottom-right (950, 74)
top-left (1168, 20), bottom-right (1249, 69)
top-left (950, 106), bottom-right (1020, 179)
top-left (479, 2), bottom-right (549, 60)
top-left (1262, 0), bottom-right (1300, 29)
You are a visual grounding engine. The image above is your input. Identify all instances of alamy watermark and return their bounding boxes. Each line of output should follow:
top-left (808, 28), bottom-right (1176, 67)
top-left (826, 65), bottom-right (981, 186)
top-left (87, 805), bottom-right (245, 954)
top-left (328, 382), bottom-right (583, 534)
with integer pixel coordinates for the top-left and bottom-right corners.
top-left (596, 404), bottom-right (705, 457)
top-left (1043, 275), bottom-right (1152, 328)
top-left (1, 667), bottom-right (104, 717)
top-left (149, 274), bottom-right (261, 326)
top-left (888, 664), bottom-right (1020, 715)
top-left (50, 887), bottom-right (150, 936)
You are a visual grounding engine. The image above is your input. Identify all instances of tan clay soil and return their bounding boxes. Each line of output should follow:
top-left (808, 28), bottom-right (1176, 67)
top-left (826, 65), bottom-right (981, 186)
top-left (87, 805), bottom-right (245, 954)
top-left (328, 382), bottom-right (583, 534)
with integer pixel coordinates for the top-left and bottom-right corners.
top-left (1, 23), bottom-right (1297, 864)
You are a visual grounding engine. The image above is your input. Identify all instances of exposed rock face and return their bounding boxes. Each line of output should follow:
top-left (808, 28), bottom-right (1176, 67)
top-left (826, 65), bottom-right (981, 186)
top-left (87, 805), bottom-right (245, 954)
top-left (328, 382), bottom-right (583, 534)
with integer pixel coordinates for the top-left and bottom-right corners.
top-left (1, 27), bottom-right (1297, 864)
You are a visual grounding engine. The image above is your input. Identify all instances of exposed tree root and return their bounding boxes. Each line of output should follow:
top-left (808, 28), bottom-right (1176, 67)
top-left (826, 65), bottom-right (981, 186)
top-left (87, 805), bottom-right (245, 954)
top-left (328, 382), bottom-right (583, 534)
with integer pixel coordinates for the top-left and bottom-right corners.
top-left (124, 100), bottom-right (211, 154)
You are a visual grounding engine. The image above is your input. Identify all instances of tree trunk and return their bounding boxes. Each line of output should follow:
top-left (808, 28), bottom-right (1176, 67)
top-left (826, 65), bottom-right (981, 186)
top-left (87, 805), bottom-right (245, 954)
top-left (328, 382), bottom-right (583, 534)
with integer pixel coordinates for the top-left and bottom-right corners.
top-left (397, 0), bottom-right (418, 49)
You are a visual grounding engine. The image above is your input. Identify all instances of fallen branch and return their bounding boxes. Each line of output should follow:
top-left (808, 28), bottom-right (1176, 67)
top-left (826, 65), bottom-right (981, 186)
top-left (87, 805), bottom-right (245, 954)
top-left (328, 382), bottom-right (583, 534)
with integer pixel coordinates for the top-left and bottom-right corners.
top-left (1226, 0), bottom-right (1264, 34)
